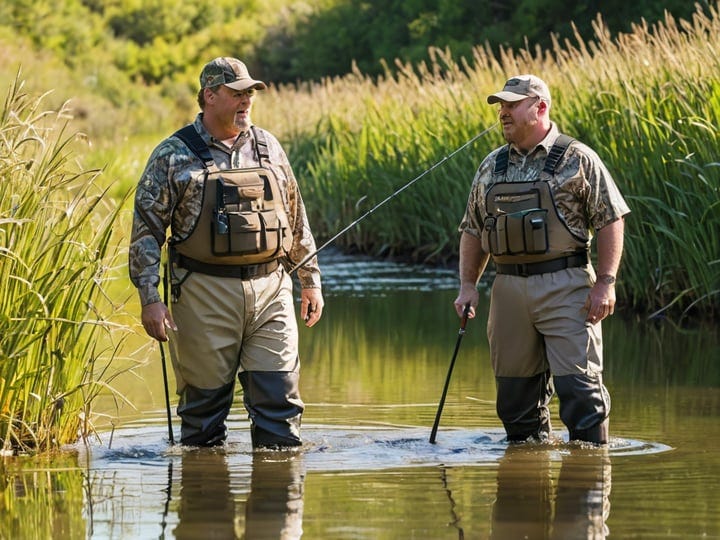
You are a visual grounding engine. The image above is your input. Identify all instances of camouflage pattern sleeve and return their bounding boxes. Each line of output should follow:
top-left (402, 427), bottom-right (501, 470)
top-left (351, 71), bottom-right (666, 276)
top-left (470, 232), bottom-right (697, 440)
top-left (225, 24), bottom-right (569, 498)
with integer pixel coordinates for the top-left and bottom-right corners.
top-left (458, 151), bottom-right (499, 238)
top-left (574, 142), bottom-right (631, 232)
top-left (264, 132), bottom-right (322, 289)
top-left (535, 135), bottom-right (630, 239)
top-left (128, 138), bottom-right (190, 306)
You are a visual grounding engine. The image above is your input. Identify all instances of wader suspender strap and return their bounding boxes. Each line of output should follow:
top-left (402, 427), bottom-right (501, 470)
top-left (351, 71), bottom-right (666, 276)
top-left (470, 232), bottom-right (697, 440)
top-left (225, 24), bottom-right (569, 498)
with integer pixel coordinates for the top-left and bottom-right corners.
top-left (492, 134), bottom-right (575, 177)
top-left (542, 134), bottom-right (574, 175)
top-left (493, 146), bottom-right (510, 176)
top-left (174, 124), bottom-right (271, 168)
top-left (251, 126), bottom-right (270, 166)
top-left (169, 125), bottom-right (212, 300)
top-left (174, 124), bottom-right (214, 167)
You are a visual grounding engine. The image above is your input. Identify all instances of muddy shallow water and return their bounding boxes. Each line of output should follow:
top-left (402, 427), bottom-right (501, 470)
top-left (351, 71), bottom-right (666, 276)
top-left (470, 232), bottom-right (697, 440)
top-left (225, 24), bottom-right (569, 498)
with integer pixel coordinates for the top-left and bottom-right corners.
top-left (3, 249), bottom-right (719, 539)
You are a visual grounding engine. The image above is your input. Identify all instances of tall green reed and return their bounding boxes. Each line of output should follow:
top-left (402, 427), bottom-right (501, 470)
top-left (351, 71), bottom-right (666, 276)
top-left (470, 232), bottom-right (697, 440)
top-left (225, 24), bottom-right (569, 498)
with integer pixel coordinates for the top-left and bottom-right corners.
top-left (1, 75), bottom-right (132, 453)
top-left (257, 6), bottom-right (720, 319)
top-left (552, 9), bottom-right (720, 319)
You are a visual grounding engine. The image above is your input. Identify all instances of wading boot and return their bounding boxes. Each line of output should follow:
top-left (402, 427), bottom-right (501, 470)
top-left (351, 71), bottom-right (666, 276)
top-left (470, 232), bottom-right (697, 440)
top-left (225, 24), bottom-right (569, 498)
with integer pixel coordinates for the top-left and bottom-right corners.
top-left (554, 374), bottom-right (611, 445)
top-left (239, 370), bottom-right (304, 449)
top-left (496, 370), bottom-right (554, 443)
top-left (177, 381), bottom-right (234, 446)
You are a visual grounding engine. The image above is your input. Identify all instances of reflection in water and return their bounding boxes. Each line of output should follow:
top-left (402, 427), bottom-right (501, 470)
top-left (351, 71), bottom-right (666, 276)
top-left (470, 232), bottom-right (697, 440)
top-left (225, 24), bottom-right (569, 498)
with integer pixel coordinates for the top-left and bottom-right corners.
top-left (244, 451), bottom-right (305, 539)
top-left (173, 450), bottom-right (237, 539)
top-left (173, 449), bottom-right (304, 540)
top-left (490, 445), bottom-right (611, 539)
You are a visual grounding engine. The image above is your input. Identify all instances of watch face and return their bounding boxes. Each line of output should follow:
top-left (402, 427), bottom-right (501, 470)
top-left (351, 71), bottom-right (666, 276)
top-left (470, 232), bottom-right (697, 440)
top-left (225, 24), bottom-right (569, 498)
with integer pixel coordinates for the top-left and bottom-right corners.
top-left (599, 274), bottom-right (616, 284)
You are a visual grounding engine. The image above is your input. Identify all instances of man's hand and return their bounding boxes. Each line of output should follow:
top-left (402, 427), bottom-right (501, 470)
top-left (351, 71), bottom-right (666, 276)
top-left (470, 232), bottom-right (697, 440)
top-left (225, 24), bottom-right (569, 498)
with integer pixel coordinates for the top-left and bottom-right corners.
top-left (454, 283), bottom-right (478, 319)
top-left (141, 301), bottom-right (177, 342)
top-left (583, 280), bottom-right (616, 325)
top-left (301, 288), bottom-right (324, 327)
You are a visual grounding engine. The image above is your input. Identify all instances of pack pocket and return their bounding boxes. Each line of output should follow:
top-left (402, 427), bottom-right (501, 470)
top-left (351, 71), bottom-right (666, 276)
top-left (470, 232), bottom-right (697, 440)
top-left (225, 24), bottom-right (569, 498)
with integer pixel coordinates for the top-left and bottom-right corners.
top-left (483, 209), bottom-right (548, 256)
top-left (218, 175), bottom-right (264, 213)
top-left (522, 209), bottom-right (549, 254)
top-left (212, 210), bottom-right (283, 256)
top-left (484, 214), bottom-right (511, 255)
top-left (212, 174), bottom-right (266, 256)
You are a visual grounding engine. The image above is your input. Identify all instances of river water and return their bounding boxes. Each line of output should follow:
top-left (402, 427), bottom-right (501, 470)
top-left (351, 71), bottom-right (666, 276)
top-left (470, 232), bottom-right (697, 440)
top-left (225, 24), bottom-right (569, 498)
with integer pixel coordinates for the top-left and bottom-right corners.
top-left (2, 249), bottom-right (719, 539)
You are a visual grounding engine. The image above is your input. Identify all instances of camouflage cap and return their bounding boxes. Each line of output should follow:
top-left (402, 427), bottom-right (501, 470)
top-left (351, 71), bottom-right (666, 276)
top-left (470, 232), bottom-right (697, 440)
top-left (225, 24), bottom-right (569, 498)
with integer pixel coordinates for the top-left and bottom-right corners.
top-left (199, 57), bottom-right (267, 91)
top-left (487, 75), bottom-right (551, 106)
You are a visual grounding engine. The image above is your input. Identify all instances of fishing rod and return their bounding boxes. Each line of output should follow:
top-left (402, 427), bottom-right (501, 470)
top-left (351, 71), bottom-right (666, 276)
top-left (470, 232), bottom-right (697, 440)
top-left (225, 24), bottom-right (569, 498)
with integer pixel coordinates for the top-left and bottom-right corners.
top-left (289, 122), bottom-right (499, 275)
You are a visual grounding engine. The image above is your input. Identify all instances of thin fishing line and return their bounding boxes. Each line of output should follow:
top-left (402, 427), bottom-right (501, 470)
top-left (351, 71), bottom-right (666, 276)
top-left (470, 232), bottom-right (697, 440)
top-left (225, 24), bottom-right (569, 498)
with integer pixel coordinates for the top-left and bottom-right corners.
top-left (289, 121), bottom-right (499, 274)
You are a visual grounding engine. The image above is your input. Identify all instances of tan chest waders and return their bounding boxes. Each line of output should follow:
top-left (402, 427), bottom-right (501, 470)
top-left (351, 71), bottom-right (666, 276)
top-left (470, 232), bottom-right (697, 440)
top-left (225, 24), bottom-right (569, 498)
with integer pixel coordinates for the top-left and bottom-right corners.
top-left (167, 124), bottom-right (305, 449)
top-left (171, 125), bottom-right (293, 267)
top-left (486, 134), bottom-right (610, 445)
top-left (481, 134), bottom-right (589, 266)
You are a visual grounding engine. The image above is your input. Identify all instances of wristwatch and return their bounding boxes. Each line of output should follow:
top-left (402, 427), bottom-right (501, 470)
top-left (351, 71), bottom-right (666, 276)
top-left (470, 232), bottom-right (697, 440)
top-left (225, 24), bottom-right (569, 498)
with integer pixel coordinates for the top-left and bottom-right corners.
top-left (598, 274), bottom-right (616, 285)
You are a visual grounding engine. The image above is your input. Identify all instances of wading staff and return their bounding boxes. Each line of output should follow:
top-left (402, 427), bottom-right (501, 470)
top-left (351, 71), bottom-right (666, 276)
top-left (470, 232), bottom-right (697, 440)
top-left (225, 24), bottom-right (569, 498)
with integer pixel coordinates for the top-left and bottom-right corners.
top-left (288, 122), bottom-right (498, 275)
top-left (160, 261), bottom-right (175, 445)
top-left (429, 304), bottom-right (471, 444)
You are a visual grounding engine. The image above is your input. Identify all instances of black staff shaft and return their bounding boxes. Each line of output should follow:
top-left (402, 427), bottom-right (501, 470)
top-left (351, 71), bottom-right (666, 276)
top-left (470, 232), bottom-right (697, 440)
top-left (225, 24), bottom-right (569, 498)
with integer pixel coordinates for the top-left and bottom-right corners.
top-left (429, 304), bottom-right (471, 444)
top-left (161, 262), bottom-right (175, 445)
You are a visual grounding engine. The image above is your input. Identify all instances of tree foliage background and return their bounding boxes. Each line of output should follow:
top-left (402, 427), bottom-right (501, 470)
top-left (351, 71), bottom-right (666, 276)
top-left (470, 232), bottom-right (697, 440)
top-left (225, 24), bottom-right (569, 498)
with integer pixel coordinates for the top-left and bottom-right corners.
top-left (1, 0), bottom-right (706, 87)
top-left (0, 0), bottom-right (708, 145)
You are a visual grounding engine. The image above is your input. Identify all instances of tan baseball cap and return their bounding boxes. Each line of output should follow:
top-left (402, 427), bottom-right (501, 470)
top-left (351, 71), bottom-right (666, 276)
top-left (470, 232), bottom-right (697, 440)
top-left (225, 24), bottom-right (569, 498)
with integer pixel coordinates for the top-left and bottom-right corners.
top-left (199, 57), bottom-right (267, 91)
top-left (487, 75), bottom-right (551, 105)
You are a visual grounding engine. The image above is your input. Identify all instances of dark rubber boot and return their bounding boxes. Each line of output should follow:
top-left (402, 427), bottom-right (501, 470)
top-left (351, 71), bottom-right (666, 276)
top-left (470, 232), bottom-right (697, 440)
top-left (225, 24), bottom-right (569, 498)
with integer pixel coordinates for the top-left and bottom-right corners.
top-left (239, 371), bottom-right (304, 449)
top-left (177, 381), bottom-right (234, 446)
top-left (570, 418), bottom-right (609, 445)
top-left (554, 374), bottom-right (611, 444)
top-left (496, 370), bottom-right (554, 443)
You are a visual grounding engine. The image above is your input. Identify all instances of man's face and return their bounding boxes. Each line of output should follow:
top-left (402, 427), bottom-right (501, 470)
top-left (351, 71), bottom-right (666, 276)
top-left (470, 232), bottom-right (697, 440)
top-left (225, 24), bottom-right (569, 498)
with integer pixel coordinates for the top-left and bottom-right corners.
top-left (497, 96), bottom-right (542, 148)
top-left (212, 85), bottom-right (257, 131)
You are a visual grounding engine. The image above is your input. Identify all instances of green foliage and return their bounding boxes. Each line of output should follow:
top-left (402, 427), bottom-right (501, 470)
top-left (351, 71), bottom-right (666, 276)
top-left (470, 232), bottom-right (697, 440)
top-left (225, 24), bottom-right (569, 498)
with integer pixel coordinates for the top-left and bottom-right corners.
top-left (0, 76), bottom-right (133, 453)
top-left (2, 0), bottom-right (707, 91)
top-left (4, 0), bottom-right (106, 66)
top-left (268, 0), bottom-right (706, 81)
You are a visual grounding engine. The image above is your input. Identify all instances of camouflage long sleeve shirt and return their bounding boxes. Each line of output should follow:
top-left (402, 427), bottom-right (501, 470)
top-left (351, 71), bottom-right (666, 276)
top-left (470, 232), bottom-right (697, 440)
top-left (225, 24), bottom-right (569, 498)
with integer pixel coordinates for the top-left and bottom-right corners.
top-left (459, 123), bottom-right (631, 240)
top-left (129, 114), bottom-right (321, 306)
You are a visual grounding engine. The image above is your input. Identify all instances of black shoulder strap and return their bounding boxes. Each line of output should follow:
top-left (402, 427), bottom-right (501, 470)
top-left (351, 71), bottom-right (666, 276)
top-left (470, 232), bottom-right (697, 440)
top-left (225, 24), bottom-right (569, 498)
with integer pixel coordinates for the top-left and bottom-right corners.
top-left (493, 145), bottom-right (510, 176)
top-left (251, 126), bottom-right (270, 165)
top-left (543, 133), bottom-right (575, 175)
top-left (173, 124), bottom-right (213, 167)
top-left (493, 135), bottom-right (575, 178)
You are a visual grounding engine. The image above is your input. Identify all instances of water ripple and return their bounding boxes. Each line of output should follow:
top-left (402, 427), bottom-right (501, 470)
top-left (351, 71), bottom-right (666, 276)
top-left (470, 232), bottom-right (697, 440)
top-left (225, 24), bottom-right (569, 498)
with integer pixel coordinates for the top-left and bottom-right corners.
top-left (84, 424), bottom-right (673, 473)
top-left (312, 248), bottom-right (458, 295)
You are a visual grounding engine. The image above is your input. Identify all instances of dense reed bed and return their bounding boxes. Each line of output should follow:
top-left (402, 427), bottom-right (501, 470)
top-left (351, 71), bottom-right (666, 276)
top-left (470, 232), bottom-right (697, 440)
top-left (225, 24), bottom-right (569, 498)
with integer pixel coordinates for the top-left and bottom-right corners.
top-left (0, 77), bottom-right (132, 453)
top-left (256, 6), bottom-right (720, 319)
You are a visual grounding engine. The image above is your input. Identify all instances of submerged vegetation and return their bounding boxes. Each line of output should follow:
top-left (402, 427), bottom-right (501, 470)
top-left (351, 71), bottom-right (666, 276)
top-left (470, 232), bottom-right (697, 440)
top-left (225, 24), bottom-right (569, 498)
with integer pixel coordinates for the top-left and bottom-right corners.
top-left (0, 3), bottom-right (718, 454)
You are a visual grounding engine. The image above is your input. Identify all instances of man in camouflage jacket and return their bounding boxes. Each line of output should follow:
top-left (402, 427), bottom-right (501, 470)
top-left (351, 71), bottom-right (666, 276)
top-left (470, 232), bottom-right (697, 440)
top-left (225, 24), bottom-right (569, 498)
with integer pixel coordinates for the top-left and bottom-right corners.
top-left (129, 57), bottom-right (324, 448)
top-left (454, 75), bottom-right (630, 445)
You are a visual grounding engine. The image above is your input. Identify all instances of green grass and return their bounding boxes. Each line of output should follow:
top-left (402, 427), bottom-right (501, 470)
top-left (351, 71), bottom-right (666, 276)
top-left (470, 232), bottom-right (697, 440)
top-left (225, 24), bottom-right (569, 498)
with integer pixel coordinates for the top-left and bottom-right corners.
top-left (259, 8), bottom-right (720, 319)
top-left (0, 77), bottom-right (134, 453)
